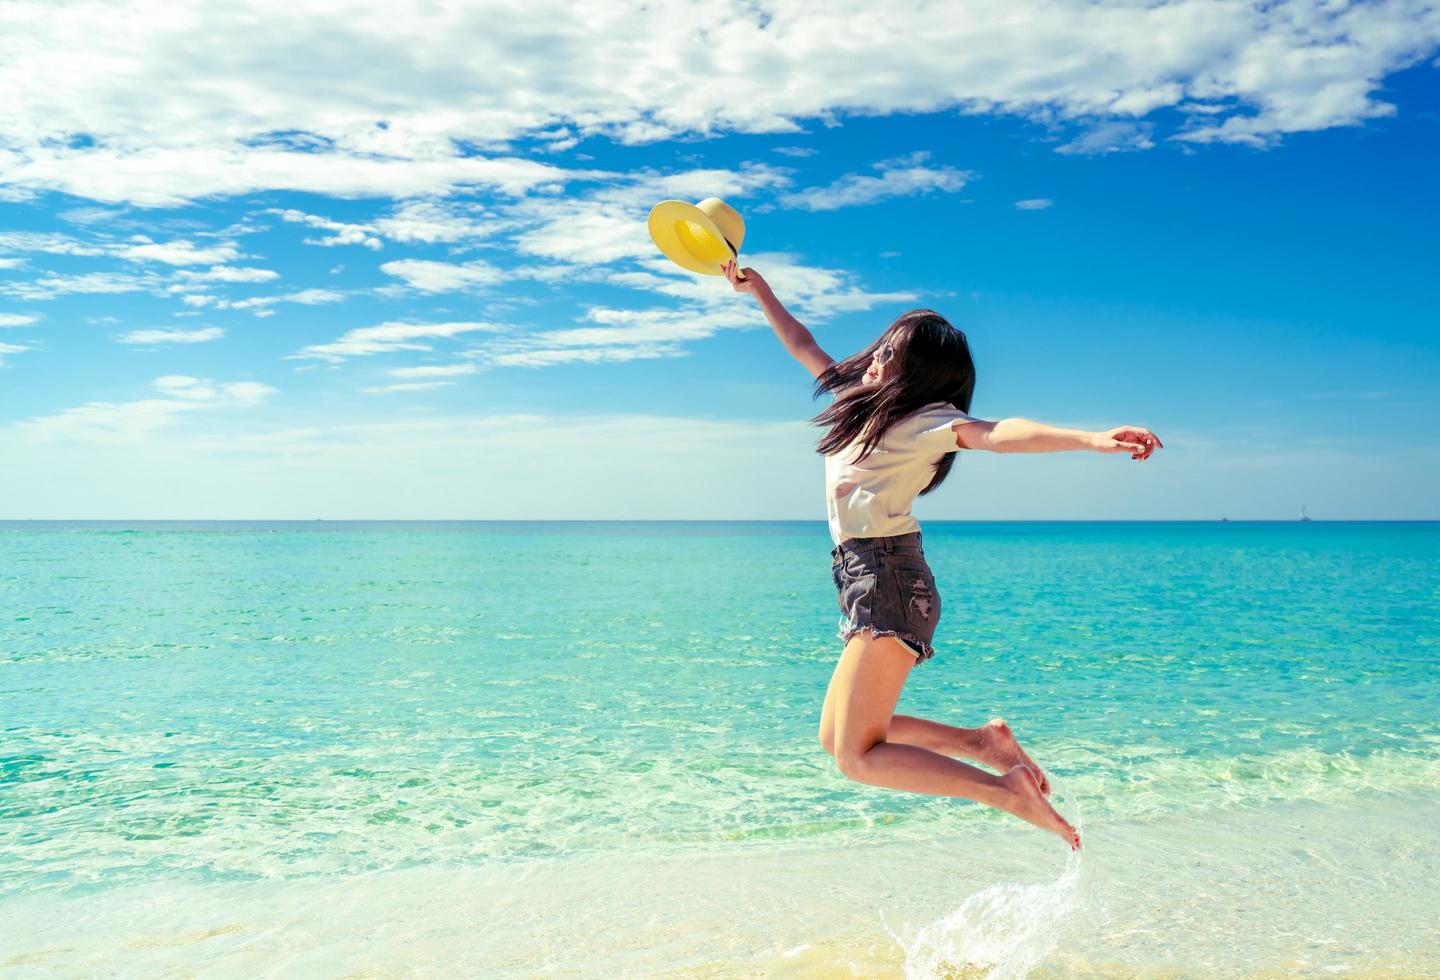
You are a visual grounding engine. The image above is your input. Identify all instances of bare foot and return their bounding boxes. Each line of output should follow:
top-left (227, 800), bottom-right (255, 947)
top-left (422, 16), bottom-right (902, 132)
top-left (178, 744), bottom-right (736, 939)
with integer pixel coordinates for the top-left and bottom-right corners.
top-left (996, 764), bottom-right (1081, 851)
top-left (982, 719), bottom-right (1051, 796)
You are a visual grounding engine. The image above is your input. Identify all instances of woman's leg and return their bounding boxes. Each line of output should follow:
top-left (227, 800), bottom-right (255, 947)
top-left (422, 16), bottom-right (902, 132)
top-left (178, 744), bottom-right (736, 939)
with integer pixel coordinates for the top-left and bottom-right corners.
top-left (820, 660), bottom-right (1052, 795)
top-left (826, 628), bottom-right (1079, 850)
top-left (887, 715), bottom-right (1052, 796)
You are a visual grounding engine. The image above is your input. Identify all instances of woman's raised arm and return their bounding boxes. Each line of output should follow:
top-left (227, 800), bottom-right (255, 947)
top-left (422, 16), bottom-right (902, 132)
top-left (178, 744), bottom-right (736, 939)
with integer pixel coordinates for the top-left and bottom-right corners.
top-left (725, 260), bottom-right (835, 379)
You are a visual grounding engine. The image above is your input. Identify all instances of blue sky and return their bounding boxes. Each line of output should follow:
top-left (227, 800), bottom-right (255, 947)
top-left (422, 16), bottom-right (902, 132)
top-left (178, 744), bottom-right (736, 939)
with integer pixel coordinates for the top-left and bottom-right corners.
top-left (1, 0), bottom-right (1437, 519)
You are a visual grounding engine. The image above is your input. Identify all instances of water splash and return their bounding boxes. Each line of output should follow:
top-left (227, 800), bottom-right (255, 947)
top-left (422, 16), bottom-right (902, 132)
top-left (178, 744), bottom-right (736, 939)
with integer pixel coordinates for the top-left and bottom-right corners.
top-left (882, 812), bottom-right (1094, 979)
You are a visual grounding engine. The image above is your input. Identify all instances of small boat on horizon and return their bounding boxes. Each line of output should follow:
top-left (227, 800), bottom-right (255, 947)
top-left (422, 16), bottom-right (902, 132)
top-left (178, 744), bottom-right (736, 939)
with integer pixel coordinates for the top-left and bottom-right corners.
top-left (1299, 505), bottom-right (1313, 522)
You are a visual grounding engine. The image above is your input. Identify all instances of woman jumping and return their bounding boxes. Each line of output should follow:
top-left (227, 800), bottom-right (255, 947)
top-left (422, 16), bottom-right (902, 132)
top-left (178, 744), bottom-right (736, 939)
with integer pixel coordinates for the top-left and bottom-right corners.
top-left (725, 259), bottom-right (1161, 851)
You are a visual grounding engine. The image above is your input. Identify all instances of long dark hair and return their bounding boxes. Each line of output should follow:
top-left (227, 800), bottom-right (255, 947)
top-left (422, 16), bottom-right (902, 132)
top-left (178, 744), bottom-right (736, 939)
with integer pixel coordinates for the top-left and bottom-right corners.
top-left (811, 308), bottom-right (977, 496)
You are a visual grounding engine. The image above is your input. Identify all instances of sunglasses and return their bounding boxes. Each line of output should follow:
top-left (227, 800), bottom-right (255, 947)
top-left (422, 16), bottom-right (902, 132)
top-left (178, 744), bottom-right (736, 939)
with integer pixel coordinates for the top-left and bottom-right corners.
top-left (874, 343), bottom-right (895, 367)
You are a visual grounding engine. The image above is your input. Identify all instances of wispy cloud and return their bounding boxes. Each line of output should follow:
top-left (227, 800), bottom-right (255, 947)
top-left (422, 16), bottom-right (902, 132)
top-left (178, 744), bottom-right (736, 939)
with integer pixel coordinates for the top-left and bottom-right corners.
top-left (487, 345), bottom-right (684, 368)
top-left (0, 313), bottom-right (40, 327)
top-left (1058, 121), bottom-right (1156, 156)
top-left (1015, 198), bottom-right (1053, 210)
top-left (386, 363), bottom-right (478, 378)
top-left (115, 326), bottom-right (226, 345)
top-left (172, 265), bottom-right (279, 284)
top-left (268, 208), bottom-right (384, 250)
top-left (0, 143), bottom-right (579, 208)
top-left (229, 288), bottom-right (344, 309)
top-left (0, 341), bottom-right (32, 365)
top-left (619, 251), bottom-right (918, 320)
top-left (288, 320), bottom-right (508, 363)
top-left (362, 381), bottom-right (457, 394)
top-left (116, 237), bottom-right (241, 265)
top-left (774, 152), bottom-right (972, 212)
top-left (463, 250), bottom-right (918, 370)
top-left (0, 231), bottom-right (109, 257)
top-left (0, 271), bottom-right (160, 301)
top-left (379, 258), bottom-right (502, 293)
top-left (180, 288), bottom-right (347, 313)
top-left (9, 375), bottom-right (277, 443)
top-left (266, 200), bottom-right (498, 248)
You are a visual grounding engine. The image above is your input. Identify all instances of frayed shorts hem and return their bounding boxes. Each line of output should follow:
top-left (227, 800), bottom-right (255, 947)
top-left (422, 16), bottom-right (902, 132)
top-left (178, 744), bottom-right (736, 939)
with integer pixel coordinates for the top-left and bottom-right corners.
top-left (836, 621), bottom-right (937, 664)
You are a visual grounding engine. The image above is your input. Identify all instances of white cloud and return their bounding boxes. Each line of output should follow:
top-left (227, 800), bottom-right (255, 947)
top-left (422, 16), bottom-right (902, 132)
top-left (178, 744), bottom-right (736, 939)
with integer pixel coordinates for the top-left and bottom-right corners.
top-left (192, 288), bottom-right (349, 313)
top-left (173, 265), bottom-right (280, 283)
top-left (362, 381), bottom-right (457, 393)
top-left (466, 246), bottom-right (921, 368)
top-left (56, 205), bottom-right (128, 224)
top-left (0, 341), bottom-right (32, 364)
top-left (1015, 198), bottom-right (1054, 210)
top-left (774, 146), bottom-right (817, 157)
top-left (0, 236), bottom-right (272, 302)
top-left (774, 153), bottom-right (972, 211)
top-left (525, 307), bottom-right (747, 348)
top-left (0, 231), bottom-right (108, 257)
top-left (239, 288), bottom-right (344, 307)
top-left (373, 199), bottom-right (495, 244)
top-left (288, 319), bottom-right (508, 363)
top-left (386, 363), bottom-right (478, 378)
top-left (4, 0), bottom-right (1429, 206)
top-left (268, 208), bottom-right (384, 250)
top-left (0, 313), bottom-right (39, 327)
top-left (0, 271), bottom-right (159, 301)
top-left (466, 303), bottom-right (733, 368)
top-left (467, 251), bottom-right (917, 369)
top-left (264, 200), bottom-right (499, 255)
top-left (9, 375), bottom-right (277, 443)
top-left (0, 142), bottom-right (579, 208)
top-left (0, 233), bottom-right (255, 272)
top-left (488, 345), bottom-right (683, 367)
top-left (378, 258), bottom-right (502, 293)
top-left (153, 374), bottom-right (216, 399)
top-left (116, 326), bottom-right (225, 345)
top-left (639, 250), bottom-right (918, 320)
top-left (1057, 120), bottom-right (1157, 155)
top-left (117, 238), bottom-right (241, 265)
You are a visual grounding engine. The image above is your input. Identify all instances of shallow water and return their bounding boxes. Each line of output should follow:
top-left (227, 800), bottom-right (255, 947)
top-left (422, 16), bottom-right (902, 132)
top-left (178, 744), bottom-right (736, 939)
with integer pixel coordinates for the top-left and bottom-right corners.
top-left (3, 521), bottom-right (1437, 976)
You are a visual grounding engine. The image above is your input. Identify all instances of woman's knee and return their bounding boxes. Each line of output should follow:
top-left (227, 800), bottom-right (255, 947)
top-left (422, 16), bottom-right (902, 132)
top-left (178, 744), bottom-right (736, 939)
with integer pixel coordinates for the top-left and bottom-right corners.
top-left (818, 724), bottom-right (836, 757)
top-left (834, 745), bottom-right (873, 781)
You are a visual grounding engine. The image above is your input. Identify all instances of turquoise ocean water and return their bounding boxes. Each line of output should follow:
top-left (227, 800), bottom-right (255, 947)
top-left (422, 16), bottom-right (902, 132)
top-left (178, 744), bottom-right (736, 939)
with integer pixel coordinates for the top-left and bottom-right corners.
top-left (2, 521), bottom-right (1438, 977)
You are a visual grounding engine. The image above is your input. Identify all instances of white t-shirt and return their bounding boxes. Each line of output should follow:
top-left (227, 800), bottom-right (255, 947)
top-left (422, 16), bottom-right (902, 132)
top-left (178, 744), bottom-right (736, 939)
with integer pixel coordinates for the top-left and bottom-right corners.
top-left (824, 396), bottom-right (981, 546)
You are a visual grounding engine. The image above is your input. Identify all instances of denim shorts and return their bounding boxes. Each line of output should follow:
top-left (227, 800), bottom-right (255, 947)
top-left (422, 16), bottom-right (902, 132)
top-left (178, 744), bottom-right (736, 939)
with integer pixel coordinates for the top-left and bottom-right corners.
top-left (830, 530), bottom-right (941, 663)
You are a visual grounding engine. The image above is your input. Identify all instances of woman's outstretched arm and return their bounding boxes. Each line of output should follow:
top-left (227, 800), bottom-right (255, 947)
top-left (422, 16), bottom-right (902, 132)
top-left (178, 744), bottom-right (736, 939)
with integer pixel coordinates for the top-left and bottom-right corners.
top-left (957, 418), bottom-right (1162, 460)
top-left (724, 260), bottom-right (834, 378)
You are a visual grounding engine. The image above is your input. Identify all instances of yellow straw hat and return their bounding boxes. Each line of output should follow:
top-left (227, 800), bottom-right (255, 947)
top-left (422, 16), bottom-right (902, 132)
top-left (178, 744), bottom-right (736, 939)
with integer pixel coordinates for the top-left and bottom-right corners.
top-left (647, 197), bottom-right (747, 278)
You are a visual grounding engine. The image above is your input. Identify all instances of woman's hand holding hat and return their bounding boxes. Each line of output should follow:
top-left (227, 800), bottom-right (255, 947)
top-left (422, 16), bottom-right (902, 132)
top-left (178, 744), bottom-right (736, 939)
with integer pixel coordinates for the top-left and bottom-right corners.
top-left (724, 259), bottom-right (762, 294)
